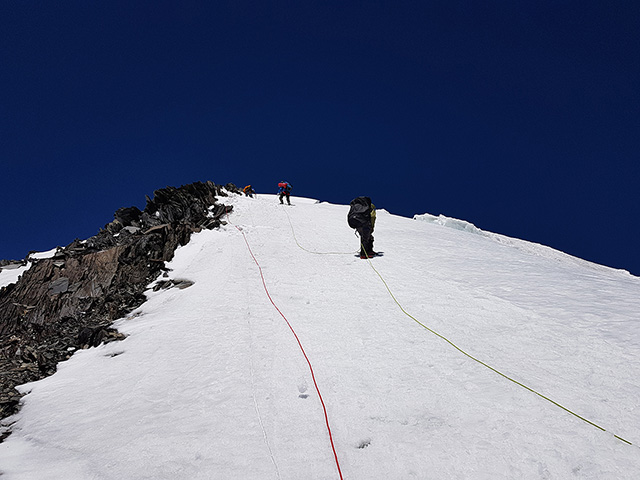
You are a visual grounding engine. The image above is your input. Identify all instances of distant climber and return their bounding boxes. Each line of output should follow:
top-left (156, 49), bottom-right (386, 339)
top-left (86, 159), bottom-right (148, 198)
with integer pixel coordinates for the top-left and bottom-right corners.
top-left (277, 181), bottom-right (292, 205)
top-left (347, 196), bottom-right (377, 258)
top-left (243, 185), bottom-right (256, 198)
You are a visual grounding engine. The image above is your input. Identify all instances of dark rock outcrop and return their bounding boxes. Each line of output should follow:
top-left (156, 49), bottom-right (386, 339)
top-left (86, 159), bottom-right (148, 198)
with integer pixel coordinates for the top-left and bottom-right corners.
top-left (0, 181), bottom-right (241, 428)
top-left (0, 260), bottom-right (25, 268)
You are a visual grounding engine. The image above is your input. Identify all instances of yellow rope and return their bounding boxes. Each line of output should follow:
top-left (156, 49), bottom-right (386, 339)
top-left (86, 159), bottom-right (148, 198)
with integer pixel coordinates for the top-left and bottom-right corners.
top-left (282, 206), bottom-right (357, 255)
top-left (361, 253), bottom-right (633, 445)
top-left (282, 207), bottom-right (635, 446)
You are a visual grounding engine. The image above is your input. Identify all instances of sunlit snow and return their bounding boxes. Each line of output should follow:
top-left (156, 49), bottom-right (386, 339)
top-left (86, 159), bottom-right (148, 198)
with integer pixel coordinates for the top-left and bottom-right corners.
top-left (1, 194), bottom-right (639, 479)
top-left (28, 247), bottom-right (58, 260)
top-left (0, 247), bottom-right (60, 289)
top-left (0, 263), bottom-right (31, 290)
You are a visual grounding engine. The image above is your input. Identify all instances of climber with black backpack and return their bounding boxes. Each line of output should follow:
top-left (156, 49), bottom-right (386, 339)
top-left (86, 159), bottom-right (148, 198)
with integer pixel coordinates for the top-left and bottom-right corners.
top-left (347, 196), bottom-right (377, 259)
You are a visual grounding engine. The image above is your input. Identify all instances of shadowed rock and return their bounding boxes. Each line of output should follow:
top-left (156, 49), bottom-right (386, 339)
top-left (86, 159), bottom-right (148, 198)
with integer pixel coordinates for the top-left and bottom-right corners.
top-left (0, 180), bottom-right (241, 427)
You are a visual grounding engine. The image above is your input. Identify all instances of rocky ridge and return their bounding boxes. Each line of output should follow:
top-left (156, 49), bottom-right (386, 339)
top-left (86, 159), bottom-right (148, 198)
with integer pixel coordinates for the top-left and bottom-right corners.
top-left (0, 181), bottom-right (241, 437)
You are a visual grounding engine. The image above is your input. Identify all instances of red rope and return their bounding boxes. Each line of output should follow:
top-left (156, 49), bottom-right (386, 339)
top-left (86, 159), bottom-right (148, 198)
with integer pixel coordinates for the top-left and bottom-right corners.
top-left (228, 210), bottom-right (344, 479)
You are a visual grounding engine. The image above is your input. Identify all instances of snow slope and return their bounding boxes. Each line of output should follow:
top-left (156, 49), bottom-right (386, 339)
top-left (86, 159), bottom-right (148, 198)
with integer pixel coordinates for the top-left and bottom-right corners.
top-left (0, 248), bottom-right (58, 289)
top-left (1, 194), bottom-right (639, 479)
top-left (0, 264), bottom-right (30, 290)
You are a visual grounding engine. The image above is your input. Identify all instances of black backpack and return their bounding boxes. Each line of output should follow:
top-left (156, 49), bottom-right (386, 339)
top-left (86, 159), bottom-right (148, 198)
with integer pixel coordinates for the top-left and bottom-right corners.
top-left (347, 196), bottom-right (372, 229)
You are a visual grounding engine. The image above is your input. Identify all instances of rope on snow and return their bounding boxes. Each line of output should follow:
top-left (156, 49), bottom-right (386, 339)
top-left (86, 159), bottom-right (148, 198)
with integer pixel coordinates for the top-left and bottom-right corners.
top-left (284, 204), bottom-right (635, 447)
top-left (226, 206), bottom-right (345, 479)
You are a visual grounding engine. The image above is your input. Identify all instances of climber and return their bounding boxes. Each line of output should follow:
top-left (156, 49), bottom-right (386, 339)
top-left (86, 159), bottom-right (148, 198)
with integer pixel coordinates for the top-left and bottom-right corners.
top-left (243, 185), bottom-right (256, 198)
top-left (277, 181), bottom-right (292, 205)
top-left (347, 196), bottom-right (377, 258)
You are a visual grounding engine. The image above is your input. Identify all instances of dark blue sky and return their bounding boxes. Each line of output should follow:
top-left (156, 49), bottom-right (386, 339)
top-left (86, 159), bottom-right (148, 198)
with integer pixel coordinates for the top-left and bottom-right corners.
top-left (2, 1), bottom-right (639, 275)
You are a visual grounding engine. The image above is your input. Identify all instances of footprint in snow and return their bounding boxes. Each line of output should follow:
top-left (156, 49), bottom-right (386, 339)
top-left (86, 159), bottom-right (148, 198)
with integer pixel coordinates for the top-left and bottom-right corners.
top-left (357, 438), bottom-right (371, 449)
top-left (298, 382), bottom-right (309, 399)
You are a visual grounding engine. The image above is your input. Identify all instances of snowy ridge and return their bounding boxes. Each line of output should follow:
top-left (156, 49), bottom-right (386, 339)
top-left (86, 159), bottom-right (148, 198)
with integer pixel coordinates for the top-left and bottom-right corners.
top-left (0, 248), bottom-right (60, 289)
top-left (28, 247), bottom-right (58, 260)
top-left (414, 213), bottom-right (631, 276)
top-left (0, 263), bottom-right (31, 290)
top-left (1, 194), bottom-right (639, 479)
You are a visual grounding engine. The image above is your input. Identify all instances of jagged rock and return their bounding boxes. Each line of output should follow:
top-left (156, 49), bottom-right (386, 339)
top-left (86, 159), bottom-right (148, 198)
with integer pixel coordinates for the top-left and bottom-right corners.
top-left (114, 206), bottom-right (142, 227)
top-left (152, 278), bottom-right (195, 292)
top-left (0, 180), bottom-right (241, 431)
top-left (0, 261), bottom-right (26, 271)
top-left (48, 277), bottom-right (69, 295)
top-left (78, 326), bottom-right (126, 348)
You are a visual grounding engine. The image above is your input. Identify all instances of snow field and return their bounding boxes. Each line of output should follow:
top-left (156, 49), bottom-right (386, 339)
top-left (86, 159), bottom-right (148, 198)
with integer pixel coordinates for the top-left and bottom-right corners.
top-left (0, 193), bottom-right (639, 479)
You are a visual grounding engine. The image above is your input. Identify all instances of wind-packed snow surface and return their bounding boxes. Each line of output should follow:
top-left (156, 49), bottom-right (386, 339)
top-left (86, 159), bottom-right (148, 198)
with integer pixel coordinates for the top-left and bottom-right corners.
top-left (1, 194), bottom-right (639, 479)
